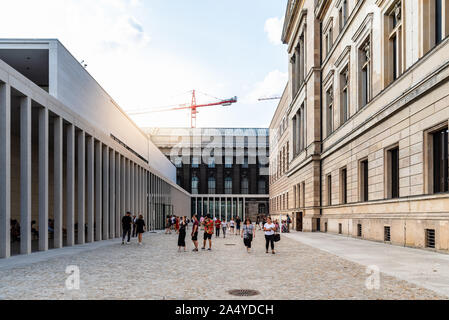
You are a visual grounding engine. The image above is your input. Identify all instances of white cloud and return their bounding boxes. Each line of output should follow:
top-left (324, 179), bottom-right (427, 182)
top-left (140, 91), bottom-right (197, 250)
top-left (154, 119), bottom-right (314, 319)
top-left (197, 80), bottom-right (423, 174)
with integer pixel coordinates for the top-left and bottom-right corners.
top-left (264, 16), bottom-right (284, 45)
top-left (244, 70), bottom-right (288, 104)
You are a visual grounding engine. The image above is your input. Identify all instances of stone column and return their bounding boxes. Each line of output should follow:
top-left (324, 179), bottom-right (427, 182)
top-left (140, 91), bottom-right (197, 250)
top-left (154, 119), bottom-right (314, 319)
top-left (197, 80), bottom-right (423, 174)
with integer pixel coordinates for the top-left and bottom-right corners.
top-left (86, 136), bottom-right (94, 243)
top-left (116, 153), bottom-right (121, 237)
top-left (102, 145), bottom-right (109, 240)
top-left (0, 84), bottom-right (11, 258)
top-left (77, 130), bottom-right (85, 245)
top-left (95, 140), bottom-right (102, 241)
top-left (109, 149), bottom-right (115, 239)
top-left (136, 165), bottom-right (139, 214)
top-left (225, 197), bottom-right (228, 221)
top-left (66, 124), bottom-right (75, 246)
top-left (130, 162), bottom-right (134, 214)
top-left (53, 116), bottom-right (63, 248)
top-left (243, 197), bottom-right (246, 220)
top-left (38, 107), bottom-right (49, 252)
top-left (126, 159), bottom-right (130, 212)
top-left (20, 97), bottom-right (31, 255)
top-left (120, 155), bottom-right (125, 234)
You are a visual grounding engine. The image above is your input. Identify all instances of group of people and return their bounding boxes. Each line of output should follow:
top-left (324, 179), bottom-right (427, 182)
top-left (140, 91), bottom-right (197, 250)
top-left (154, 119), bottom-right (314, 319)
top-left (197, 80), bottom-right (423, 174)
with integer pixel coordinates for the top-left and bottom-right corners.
top-left (165, 215), bottom-right (190, 235)
top-left (173, 214), bottom-right (279, 254)
top-left (121, 212), bottom-right (146, 245)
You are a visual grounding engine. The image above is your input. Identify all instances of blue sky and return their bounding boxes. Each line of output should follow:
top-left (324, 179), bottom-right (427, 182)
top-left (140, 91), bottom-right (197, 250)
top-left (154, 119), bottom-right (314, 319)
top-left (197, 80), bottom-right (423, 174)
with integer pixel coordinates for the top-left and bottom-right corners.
top-left (0, 0), bottom-right (288, 128)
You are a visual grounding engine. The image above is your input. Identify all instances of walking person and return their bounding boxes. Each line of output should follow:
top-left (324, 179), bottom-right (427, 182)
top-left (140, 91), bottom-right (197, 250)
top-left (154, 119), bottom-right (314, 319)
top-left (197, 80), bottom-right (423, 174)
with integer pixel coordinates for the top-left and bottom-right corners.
top-left (286, 214), bottom-right (291, 233)
top-left (178, 216), bottom-right (187, 252)
top-left (191, 215), bottom-right (199, 252)
top-left (121, 212), bottom-right (133, 245)
top-left (229, 218), bottom-right (235, 235)
top-left (136, 214), bottom-right (146, 245)
top-left (202, 215), bottom-right (214, 251)
top-left (264, 217), bottom-right (277, 254)
top-left (165, 217), bottom-right (172, 234)
top-left (241, 218), bottom-right (255, 253)
top-left (215, 218), bottom-right (222, 238)
top-left (236, 216), bottom-right (241, 235)
top-left (222, 220), bottom-right (228, 238)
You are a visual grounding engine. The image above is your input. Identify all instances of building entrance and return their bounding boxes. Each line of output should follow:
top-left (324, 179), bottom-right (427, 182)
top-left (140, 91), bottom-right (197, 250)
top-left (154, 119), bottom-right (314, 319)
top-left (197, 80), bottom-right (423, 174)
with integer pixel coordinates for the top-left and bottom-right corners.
top-left (296, 212), bottom-right (303, 232)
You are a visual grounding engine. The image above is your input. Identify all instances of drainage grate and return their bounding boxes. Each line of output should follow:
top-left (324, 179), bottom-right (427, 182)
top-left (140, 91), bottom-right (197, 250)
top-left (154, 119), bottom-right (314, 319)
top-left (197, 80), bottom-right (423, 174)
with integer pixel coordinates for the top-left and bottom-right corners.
top-left (425, 229), bottom-right (435, 248)
top-left (225, 244), bottom-right (236, 246)
top-left (384, 226), bottom-right (391, 242)
top-left (228, 289), bottom-right (260, 297)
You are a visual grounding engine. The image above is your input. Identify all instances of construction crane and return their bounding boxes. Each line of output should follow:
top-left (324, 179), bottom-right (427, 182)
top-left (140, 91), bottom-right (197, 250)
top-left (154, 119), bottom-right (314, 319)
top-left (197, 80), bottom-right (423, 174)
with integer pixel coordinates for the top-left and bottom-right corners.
top-left (127, 90), bottom-right (237, 128)
top-left (258, 96), bottom-right (281, 101)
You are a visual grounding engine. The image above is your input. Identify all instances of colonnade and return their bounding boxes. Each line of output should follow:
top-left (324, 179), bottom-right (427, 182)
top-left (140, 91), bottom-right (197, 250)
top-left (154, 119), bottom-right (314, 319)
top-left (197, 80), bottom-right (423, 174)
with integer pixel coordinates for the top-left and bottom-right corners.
top-left (0, 82), bottom-right (171, 259)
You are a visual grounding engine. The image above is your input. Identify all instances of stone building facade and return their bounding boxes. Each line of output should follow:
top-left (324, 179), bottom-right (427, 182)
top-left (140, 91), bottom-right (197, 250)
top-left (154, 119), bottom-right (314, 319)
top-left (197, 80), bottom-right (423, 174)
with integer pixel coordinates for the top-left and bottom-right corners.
top-left (147, 128), bottom-right (270, 221)
top-left (0, 39), bottom-right (190, 259)
top-left (270, 0), bottom-right (449, 252)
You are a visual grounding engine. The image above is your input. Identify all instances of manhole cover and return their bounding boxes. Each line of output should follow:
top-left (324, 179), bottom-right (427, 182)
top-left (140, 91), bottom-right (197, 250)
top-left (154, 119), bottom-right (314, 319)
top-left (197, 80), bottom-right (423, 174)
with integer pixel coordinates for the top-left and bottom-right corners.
top-left (228, 289), bottom-right (260, 297)
top-left (225, 244), bottom-right (236, 246)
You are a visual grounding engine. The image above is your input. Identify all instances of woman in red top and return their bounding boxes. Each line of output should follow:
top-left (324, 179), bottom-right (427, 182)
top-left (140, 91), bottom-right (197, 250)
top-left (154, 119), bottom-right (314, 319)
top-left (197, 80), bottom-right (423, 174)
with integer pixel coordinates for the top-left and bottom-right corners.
top-left (175, 216), bottom-right (180, 234)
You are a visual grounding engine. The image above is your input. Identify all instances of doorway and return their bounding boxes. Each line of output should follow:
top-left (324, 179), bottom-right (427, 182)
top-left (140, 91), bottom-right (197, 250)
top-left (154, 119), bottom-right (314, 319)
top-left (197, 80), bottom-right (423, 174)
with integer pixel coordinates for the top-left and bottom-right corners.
top-left (296, 212), bottom-right (303, 232)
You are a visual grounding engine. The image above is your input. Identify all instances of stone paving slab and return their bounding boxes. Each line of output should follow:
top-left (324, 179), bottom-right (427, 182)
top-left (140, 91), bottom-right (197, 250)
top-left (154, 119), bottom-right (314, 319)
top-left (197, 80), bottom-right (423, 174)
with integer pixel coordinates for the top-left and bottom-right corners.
top-left (0, 229), bottom-right (446, 300)
top-left (284, 231), bottom-right (449, 298)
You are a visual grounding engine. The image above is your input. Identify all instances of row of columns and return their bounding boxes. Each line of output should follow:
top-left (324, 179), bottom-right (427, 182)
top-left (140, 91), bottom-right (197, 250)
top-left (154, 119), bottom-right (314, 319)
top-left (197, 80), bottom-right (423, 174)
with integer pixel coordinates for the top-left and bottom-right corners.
top-left (0, 83), bottom-right (170, 259)
top-left (192, 197), bottom-right (246, 221)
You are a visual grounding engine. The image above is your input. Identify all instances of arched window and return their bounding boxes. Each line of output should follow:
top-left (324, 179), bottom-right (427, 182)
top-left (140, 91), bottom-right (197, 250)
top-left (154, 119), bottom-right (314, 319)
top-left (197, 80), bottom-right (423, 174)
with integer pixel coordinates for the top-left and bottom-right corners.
top-left (208, 177), bottom-right (216, 194)
top-left (241, 177), bottom-right (249, 194)
top-left (191, 176), bottom-right (199, 194)
top-left (225, 177), bottom-right (232, 194)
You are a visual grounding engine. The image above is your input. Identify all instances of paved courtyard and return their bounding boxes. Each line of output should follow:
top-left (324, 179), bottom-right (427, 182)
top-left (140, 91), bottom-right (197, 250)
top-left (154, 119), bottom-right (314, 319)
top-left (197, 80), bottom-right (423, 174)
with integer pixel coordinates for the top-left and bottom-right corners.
top-left (0, 228), bottom-right (447, 300)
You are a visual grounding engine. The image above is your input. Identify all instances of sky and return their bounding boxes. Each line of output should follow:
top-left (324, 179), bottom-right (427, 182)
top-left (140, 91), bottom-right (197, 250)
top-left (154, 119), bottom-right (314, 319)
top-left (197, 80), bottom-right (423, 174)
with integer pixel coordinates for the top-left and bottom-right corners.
top-left (0, 0), bottom-right (288, 128)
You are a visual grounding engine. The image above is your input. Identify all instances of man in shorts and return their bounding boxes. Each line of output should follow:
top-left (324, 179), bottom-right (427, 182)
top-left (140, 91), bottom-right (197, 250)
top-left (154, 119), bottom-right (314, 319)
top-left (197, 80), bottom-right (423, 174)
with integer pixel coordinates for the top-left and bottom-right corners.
top-left (202, 215), bottom-right (214, 251)
top-left (191, 215), bottom-right (199, 252)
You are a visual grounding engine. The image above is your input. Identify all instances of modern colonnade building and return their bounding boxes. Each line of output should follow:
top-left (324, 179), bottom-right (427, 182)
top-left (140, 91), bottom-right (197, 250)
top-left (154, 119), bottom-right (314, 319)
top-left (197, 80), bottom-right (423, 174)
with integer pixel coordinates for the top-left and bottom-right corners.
top-left (0, 39), bottom-right (190, 259)
top-left (270, 0), bottom-right (449, 252)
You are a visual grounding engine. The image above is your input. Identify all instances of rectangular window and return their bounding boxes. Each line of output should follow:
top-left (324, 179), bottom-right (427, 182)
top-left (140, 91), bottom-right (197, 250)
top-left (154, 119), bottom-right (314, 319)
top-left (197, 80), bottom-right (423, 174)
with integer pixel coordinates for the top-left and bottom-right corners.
top-left (225, 156), bottom-right (233, 168)
top-left (341, 67), bottom-right (349, 124)
top-left (208, 157), bottom-right (215, 168)
top-left (293, 185), bottom-right (297, 208)
top-left (339, 223), bottom-right (343, 234)
top-left (384, 226), bottom-right (391, 242)
top-left (326, 86), bottom-right (334, 136)
top-left (327, 174), bottom-right (332, 206)
top-left (360, 40), bottom-right (371, 108)
top-left (386, 1), bottom-right (403, 85)
top-left (386, 147), bottom-right (400, 199)
top-left (436, 0), bottom-right (443, 45)
top-left (292, 115), bottom-right (297, 156)
top-left (433, 128), bottom-right (449, 193)
top-left (425, 229), bottom-right (436, 248)
top-left (192, 157), bottom-right (199, 168)
top-left (339, 0), bottom-right (348, 31)
top-left (360, 159), bottom-right (369, 202)
top-left (357, 224), bottom-right (362, 237)
top-left (242, 156), bottom-right (248, 169)
top-left (341, 168), bottom-right (347, 204)
top-left (302, 182), bottom-right (306, 208)
top-left (327, 27), bottom-right (333, 55)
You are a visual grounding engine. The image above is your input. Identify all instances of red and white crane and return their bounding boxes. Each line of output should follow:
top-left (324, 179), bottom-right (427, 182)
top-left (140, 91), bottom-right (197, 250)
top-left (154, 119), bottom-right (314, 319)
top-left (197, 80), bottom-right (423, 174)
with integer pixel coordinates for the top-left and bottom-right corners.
top-left (127, 90), bottom-right (237, 128)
